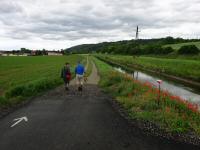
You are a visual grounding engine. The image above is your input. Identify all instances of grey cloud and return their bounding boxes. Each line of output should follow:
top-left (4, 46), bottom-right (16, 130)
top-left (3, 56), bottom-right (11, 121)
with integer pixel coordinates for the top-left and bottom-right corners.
top-left (0, 0), bottom-right (200, 50)
top-left (0, 1), bottom-right (23, 14)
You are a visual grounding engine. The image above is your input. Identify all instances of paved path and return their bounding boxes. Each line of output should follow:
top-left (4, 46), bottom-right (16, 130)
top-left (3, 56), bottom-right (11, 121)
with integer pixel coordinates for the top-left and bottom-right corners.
top-left (0, 63), bottom-right (199, 150)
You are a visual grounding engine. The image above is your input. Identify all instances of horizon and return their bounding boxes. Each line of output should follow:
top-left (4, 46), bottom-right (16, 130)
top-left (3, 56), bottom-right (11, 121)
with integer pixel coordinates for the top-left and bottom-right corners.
top-left (1, 36), bottom-right (200, 51)
top-left (1, 0), bottom-right (200, 50)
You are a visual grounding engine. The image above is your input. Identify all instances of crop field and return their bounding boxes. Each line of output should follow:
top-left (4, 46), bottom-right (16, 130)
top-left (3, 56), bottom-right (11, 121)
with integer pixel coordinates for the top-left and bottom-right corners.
top-left (164, 41), bottom-right (200, 50)
top-left (96, 54), bottom-right (200, 82)
top-left (0, 55), bottom-right (84, 106)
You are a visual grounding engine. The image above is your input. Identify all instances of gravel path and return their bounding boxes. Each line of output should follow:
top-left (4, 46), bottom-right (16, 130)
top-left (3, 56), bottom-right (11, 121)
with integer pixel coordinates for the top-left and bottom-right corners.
top-left (0, 62), bottom-right (199, 150)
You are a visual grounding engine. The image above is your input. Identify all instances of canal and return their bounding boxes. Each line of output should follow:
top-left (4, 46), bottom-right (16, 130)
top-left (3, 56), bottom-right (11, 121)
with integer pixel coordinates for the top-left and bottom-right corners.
top-left (114, 67), bottom-right (200, 106)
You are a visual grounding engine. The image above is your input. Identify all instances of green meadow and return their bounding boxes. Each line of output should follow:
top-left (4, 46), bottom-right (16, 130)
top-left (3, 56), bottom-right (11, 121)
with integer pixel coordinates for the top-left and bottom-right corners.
top-left (0, 55), bottom-right (83, 106)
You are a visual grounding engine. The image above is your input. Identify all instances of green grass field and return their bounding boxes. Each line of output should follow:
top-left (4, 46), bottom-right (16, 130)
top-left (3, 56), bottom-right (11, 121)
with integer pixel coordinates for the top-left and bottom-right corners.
top-left (0, 55), bottom-right (84, 106)
top-left (96, 54), bottom-right (200, 82)
top-left (93, 56), bottom-right (200, 135)
top-left (164, 41), bottom-right (200, 50)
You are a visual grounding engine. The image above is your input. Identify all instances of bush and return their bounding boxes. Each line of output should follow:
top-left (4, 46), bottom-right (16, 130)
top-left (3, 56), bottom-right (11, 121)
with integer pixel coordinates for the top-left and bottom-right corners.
top-left (141, 44), bottom-right (174, 55)
top-left (162, 47), bottom-right (174, 54)
top-left (0, 96), bottom-right (9, 106)
top-left (178, 45), bottom-right (199, 55)
top-left (5, 86), bottom-right (26, 98)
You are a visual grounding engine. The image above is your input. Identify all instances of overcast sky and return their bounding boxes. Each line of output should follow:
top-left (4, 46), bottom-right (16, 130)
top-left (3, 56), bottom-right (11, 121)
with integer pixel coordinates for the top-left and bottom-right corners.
top-left (1, 0), bottom-right (200, 50)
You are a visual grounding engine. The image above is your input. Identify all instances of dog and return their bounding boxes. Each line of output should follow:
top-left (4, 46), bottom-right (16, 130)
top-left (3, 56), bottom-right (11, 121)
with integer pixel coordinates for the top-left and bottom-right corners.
top-left (84, 76), bottom-right (88, 83)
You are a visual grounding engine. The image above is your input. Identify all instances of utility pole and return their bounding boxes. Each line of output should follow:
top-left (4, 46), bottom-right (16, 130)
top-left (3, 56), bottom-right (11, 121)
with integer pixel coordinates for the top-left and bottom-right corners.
top-left (135, 26), bottom-right (140, 40)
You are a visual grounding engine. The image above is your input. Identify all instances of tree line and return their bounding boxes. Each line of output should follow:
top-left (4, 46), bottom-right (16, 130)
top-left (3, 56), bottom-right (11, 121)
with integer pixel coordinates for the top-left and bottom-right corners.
top-left (65, 37), bottom-right (200, 55)
top-left (8, 48), bottom-right (66, 56)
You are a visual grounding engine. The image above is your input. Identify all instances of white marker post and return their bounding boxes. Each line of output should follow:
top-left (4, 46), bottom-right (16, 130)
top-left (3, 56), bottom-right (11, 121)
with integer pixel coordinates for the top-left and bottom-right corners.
top-left (157, 80), bottom-right (162, 105)
top-left (11, 116), bottom-right (28, 128)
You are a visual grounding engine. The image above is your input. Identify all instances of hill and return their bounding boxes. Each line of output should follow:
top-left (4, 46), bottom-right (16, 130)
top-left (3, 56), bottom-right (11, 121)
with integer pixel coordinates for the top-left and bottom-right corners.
top-left (164, 41), bottom-right (200, 50)
top-left (65, 37), bottom-right (200, 54)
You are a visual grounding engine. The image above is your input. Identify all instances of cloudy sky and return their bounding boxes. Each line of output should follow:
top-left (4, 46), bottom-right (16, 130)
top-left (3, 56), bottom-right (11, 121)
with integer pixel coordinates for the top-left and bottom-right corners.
top-left (1, 0), bottom-right (200, 50)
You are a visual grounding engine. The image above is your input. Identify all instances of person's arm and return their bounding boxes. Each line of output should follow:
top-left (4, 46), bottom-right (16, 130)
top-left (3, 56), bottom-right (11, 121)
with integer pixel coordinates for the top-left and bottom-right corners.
top-left (75, 67), bottom-right (77, 74)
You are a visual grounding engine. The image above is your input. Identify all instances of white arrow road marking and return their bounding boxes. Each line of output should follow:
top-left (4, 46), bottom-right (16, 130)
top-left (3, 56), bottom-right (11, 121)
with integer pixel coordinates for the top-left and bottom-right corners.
top-left (11, 116), bottom-right (28, 128)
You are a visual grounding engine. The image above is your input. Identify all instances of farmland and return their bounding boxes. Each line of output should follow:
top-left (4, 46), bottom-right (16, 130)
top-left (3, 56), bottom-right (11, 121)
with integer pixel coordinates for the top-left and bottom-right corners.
top-left (0, 55), bottom-right (84, 106)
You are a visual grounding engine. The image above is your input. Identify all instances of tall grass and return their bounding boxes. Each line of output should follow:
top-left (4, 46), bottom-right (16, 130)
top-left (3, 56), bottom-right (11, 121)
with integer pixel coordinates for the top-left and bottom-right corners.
top-left (93, 56), bottom-right (200, 135)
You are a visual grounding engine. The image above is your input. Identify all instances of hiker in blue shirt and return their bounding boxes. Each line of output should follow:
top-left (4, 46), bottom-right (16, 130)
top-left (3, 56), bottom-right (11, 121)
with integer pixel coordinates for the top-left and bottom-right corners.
top-left (75, 61), bottom-right (85, 91)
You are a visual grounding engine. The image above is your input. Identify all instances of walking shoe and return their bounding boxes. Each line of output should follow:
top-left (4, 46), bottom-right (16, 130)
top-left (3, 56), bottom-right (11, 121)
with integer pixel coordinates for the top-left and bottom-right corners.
top-left (78, 86), bottom-right (82, 91)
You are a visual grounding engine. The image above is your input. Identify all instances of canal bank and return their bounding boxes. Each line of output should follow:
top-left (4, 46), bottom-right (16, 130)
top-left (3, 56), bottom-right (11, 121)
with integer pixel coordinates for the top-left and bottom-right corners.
top-left (95, 56), bottom-right (200, 107)
top-left (93, 56), bottom-right (200, 147)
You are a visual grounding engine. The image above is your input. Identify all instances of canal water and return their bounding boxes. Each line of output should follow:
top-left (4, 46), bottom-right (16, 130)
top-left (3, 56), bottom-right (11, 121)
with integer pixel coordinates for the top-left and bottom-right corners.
top-left (114, 67), bottom-right (200, 106)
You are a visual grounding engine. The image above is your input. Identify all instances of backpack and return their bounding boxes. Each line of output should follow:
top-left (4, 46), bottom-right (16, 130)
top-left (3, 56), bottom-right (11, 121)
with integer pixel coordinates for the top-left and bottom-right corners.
top-left (66, 73), bottom-right (71, 80)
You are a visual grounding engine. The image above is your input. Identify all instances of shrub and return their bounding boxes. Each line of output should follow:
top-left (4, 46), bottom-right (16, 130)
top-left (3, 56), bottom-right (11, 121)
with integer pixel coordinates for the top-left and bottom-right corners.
top-left (178, 45), bottom-right (199, 55)
top-left (5, 86), bottom-right (26, 98)
top-left (162, 47), bottom-right (174, 54)
top-left (141, 45), bottom-right (174, 55)
top-left (0, 96), bottom-right (9, 106)
top-left (171, 118), bottom-right (191, 133)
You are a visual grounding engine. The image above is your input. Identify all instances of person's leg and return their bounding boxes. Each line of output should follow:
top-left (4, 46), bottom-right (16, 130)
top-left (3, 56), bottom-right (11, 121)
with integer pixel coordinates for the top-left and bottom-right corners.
top-left (76, 74), bottom-right (79, 86)
top-left (67, 80), bottom-right (70, 87)
top-left (64, 79), bottom-right (68, 90)
top-left (79, 75), bottom-right (84, 91)
top-left (78, 77), bottom-right (82, 91)
top-left (76, 75), bottom-right (84, 91)
top-left (76, 75), bottom-right (81, 90)
top-left (80, 76), bottom-right (83, 86)
top-left (66, 80), bottom-right (69, 90)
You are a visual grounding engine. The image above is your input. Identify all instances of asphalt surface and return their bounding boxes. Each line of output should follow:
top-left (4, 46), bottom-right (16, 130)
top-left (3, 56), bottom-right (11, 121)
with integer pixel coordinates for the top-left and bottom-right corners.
top-left (0, 64), bottom-right (199, 150)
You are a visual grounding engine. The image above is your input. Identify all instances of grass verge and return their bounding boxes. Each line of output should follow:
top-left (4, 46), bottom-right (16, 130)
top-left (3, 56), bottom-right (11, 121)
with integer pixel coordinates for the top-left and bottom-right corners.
top-left (93, 56), bottom-right (200, 136)
top-left (95, 54), bottom-right (200, 82)
top-left (85, 55), bottom-right (93, 77)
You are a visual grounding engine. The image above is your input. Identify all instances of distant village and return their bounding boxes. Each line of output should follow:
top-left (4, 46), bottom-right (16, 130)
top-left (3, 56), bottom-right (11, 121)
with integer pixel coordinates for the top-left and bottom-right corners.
top-left (0, 48), bottom-right (67, 56)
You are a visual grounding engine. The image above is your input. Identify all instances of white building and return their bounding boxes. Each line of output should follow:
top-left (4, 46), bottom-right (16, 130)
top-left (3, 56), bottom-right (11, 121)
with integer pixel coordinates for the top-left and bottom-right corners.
top-left (47, 52), bottom-right (63, 56)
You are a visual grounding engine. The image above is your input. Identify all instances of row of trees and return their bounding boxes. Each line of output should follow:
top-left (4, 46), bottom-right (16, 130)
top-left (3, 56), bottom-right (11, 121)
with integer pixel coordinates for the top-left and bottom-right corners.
top-left (99, 44), bottom-right (200, 55)
top-left (10, 48), bottom-right (66, 56)
top-left (65, 37), bottom-right (200, 55)
top-left (11, 48), bottom-right (48, 55)
top-left (98, 44), bottom-right (174, 55)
